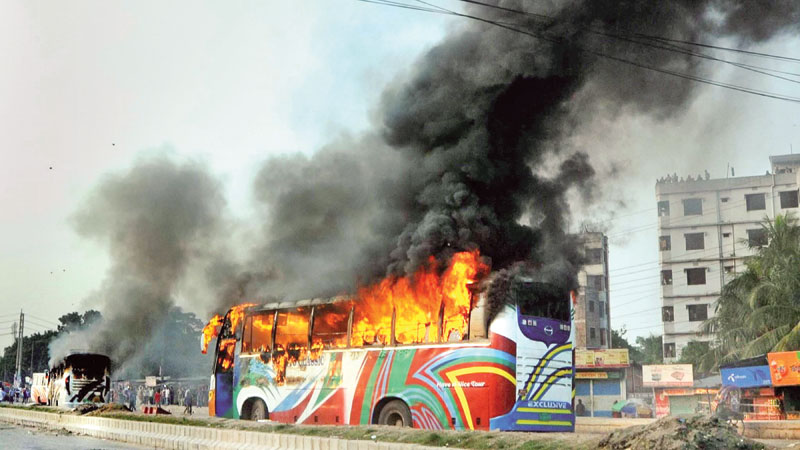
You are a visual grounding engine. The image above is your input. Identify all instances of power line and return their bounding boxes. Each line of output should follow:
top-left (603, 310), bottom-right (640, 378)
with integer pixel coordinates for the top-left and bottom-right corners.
top-left (357, 0), bottom-right (800, 103)
top-left (26, 314), bottom-right (60, 327)
top-left (456, 0), bottom-right (800, 86)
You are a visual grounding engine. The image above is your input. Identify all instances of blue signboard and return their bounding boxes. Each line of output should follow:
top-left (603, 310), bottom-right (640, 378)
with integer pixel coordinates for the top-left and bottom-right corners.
top-left (721, 365), bottom-right (771, 388)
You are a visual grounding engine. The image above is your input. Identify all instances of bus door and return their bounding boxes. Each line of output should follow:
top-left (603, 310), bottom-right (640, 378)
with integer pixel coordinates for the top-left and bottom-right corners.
top-left (213, 313), bottom-right (238, 418)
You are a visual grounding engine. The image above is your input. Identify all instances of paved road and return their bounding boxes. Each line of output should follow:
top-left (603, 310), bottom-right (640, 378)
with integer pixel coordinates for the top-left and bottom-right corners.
top-left (0, 422), bottom-right (144, 450)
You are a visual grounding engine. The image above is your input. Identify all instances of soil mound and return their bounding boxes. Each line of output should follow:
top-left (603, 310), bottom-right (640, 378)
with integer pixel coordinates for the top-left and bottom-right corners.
top-left (597, 415), bottom-right (764, 450)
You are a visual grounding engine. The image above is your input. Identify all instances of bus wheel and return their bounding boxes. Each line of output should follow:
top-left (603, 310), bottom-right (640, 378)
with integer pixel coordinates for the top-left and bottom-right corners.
top-left (250, 400), bottom-right (268, 421)
top-left (378, 400), bottom-right (412, 427)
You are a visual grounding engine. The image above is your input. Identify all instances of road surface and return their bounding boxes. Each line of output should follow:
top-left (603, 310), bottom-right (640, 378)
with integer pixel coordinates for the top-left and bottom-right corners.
top-left (0, 422), bottom-right (144, 449)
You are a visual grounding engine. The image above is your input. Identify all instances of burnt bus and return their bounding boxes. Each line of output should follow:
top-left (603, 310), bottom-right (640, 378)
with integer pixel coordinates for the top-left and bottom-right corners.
top-left (48, 353), bottom-right (111, 407)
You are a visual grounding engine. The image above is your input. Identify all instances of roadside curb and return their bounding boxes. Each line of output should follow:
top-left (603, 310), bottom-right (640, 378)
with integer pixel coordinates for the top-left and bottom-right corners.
top-left (0, 408), bottom-right (444, 450)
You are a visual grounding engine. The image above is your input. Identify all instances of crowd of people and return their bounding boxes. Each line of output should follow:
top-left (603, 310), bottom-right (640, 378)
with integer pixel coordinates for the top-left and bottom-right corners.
top-left (0, 385), bottom-right (29, 404)
top-left (110, 382), bottom-right (208, 414)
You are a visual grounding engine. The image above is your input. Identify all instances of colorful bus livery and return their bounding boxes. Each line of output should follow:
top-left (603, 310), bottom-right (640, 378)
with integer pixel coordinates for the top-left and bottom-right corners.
top-left (209, 281), bottom-right (574, 431)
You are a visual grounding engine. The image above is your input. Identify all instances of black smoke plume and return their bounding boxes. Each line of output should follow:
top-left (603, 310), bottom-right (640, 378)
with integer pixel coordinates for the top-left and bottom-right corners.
top-left (50, 159), bottom-right (224, 376)
top-left (238, 0), bottom-right (800, 305)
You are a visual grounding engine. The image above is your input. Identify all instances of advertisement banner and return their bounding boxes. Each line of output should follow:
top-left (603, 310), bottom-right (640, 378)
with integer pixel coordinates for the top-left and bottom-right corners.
top-left (575, 371), bottom-right (608, 379)
top-left (654, 389), bottom-right (670, 418)
top-left (642, 364), bottom-right (693, 387)
top-left (767, 351), bottom-right (800, 386)
top-left (721, 365), bottom-right (772, 388)
top-left (574, 348), bottom-right (630, 368)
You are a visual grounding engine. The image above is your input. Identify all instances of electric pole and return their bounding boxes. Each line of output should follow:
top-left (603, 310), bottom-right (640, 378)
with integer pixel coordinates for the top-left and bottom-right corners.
top-left (15, 310), bottom-right (23, 387)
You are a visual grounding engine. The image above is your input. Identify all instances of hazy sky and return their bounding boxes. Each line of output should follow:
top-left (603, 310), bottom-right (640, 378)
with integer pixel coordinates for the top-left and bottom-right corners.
top-left (1, 0), bottom-right (799, 351)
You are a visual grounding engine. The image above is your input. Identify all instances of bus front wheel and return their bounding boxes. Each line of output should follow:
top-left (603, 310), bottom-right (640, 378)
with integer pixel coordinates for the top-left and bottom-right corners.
top-left (250, 400), bottom-right (268, 421)
top-left (378, 400), bottom-right (412, 427)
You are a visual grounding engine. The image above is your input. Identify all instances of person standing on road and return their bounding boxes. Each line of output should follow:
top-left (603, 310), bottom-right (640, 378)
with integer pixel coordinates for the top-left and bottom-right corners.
top-left (183, 388), bottom-right (193, 415)
top-left (154, 389), bottom-right (161, 407)
top-left (576, 399), bottom-right (586, 417)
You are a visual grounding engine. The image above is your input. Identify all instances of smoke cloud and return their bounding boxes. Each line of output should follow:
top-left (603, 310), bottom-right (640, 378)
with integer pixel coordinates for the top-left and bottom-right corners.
top-left (56, 1), bottom-right (800, 376)
top-left (50, 159), bottom-right (224, 376)
top-left (237, 0), bottom-right (800, 304)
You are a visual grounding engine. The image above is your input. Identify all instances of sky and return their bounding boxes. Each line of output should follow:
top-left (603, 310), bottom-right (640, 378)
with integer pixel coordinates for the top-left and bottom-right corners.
top-left (1, 0), bottom-right (799, 351)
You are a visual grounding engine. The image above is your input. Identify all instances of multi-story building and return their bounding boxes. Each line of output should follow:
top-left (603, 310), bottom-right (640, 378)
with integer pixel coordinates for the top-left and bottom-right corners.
top-left (574, 232), bottom-right (611, 349)
top-left (656, 154), bottom-right (800, 361)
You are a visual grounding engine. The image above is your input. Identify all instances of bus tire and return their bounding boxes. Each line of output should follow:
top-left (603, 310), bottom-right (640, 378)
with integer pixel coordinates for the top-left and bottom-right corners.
top-left (250, 399), bottom-right (268, 421)
top-left (377, 400), bottom-right (412, 427)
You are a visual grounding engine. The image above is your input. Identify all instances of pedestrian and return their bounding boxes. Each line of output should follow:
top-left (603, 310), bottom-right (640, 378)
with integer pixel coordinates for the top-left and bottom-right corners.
top-left (576, 399), bottom-right (586, 417)
top-left (164, 386), bottom-right (170, 405)
top-left (154, 389), bottom-right (161, 407)
top-left (183, 388), bottom-right (193, 415)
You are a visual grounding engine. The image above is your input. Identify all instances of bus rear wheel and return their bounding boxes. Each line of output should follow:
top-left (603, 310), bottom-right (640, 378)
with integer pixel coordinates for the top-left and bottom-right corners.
top-left (378, 400), bottom-right (412, 427)
top-left (250, 400), bottom-right (268, 421)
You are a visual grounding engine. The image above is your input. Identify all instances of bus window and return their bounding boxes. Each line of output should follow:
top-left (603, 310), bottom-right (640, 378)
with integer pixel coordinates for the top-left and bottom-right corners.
top-left (274, 308), bottom-right (310, 363)
top-left (242, 311), bottom-right (274, 354)
top-left (514, 280), bottom-right (570, 321)
top-left (395, 309), bottom-right (437, 344)
top-left (310, 303), bottom-right (351, 357)
top-left (217, 338), bottom-right (236, 373)
top-left (351, 305), bottom-right (391, 347)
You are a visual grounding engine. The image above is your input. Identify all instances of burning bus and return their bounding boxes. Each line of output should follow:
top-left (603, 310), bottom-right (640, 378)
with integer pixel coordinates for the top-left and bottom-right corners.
top-left (48, 352), bottom-right (111, 407)
top-left (203, 251), bottom-right (576, 431)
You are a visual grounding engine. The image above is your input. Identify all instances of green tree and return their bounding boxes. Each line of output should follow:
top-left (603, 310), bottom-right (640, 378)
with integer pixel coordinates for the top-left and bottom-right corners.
top-left (678, 340), bottom-right (712, 375)
top-left (702, 214), bottom-right (800, 371)
top-left (612, 327), bottom-right (644, 362)
top-left (634, 334), bottom-right (663, 365)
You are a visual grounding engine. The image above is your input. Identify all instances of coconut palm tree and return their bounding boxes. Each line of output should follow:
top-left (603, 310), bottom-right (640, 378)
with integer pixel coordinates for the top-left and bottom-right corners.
top-left (700, 214), bottom-right (800, 372)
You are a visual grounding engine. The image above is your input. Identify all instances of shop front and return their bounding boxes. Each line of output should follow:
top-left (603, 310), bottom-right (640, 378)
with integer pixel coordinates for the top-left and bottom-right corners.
top-left (767, 351), bottom-right (800, 420)
top-left (720, 355), bottom-right (780, 420)
top-left (574, 349), bottom-right (629, 417)
top-left (643, 364), bottom-right (694, 418)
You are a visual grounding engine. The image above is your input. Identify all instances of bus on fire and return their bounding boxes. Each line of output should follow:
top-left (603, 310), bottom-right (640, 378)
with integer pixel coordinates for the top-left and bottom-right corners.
top-left (46, 352), bottom-right (111, 407)
top-left (203, 258), bottom-right (575, 432)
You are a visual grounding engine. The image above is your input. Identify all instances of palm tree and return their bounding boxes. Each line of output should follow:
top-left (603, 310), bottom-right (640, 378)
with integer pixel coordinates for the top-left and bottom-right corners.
top-left (700, 214), bottom-right (800, 372)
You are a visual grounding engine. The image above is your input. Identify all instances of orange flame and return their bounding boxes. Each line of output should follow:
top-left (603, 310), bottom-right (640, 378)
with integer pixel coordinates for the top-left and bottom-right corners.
top-left (201, 314), bottom-right (223, 354)
top-left (202, 251), bottom-right (488, 376)
top-left (352, 250), bottom-right (488, 345)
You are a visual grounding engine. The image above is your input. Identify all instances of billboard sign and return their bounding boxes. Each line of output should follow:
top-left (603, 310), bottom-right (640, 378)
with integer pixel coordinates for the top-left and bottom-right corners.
top-left (575, 348), bottom-right (630, 368)
top-left (767, 351), bottom-right (800, 386)
top-left (642, 364), bottom-right (693, 387)
top-left (721, 365), bottom-right (771, 388)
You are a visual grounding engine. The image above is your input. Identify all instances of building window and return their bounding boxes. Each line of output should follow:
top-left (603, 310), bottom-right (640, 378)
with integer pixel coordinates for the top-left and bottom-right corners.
top-left (599, 302), bottom-right (605, 316)
top-left (724, 265), bottom-right (735, 274)
top-left (687, 304), bottom-right (708, 321)
top-left (659, 236), bottom-right (671, 251)
top-left (589, 328), bottom-right (596, 340)
top-left (658, 200), bottom-right (670, 217)
top-left (781, 190), bottom-right (799, 209)
top-left (589, 301), bottom-right (595, 313)
top-left (600, 328), bottom-right (606, 346)
top-left (662, 306), bottom-right (674, 322)
top-left (745, 193), bottom-right (766, 211)
top-left (722, 232), bottom-right (731, 238)
top-left (720, 197), bottom-right (729, 203)
top-left (661, 270), bottom-right (673, 285)
top-left (747, 229), bottom-right (768, 247)
top-left (664, 343), bottom-right (676, 358)
top-left (685, 232), bottom-right (704, 250)
top-left (588, 275), bottom-right (605, 291)
top-left (586, 248), bottom-right (603, 265)
top-left (686, 267), bottom-right (707, 285)
top-left (683, 198), bottom-right (702, 216)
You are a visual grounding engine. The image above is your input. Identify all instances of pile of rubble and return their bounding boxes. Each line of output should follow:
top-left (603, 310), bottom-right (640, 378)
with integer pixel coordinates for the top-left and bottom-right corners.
top-left (597, 415), bottom-right (764, 450)
top-left (75, 402), bottom-right (131, 415)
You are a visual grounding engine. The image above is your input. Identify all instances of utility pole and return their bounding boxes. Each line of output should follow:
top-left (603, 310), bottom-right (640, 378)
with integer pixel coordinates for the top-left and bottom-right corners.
top-left (15, 310), bottom-right (23, 387)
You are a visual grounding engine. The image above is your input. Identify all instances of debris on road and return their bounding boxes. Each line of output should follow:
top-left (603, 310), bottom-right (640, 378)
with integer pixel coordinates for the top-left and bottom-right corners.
top-left (597, 415), bottom-right (764, 450)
